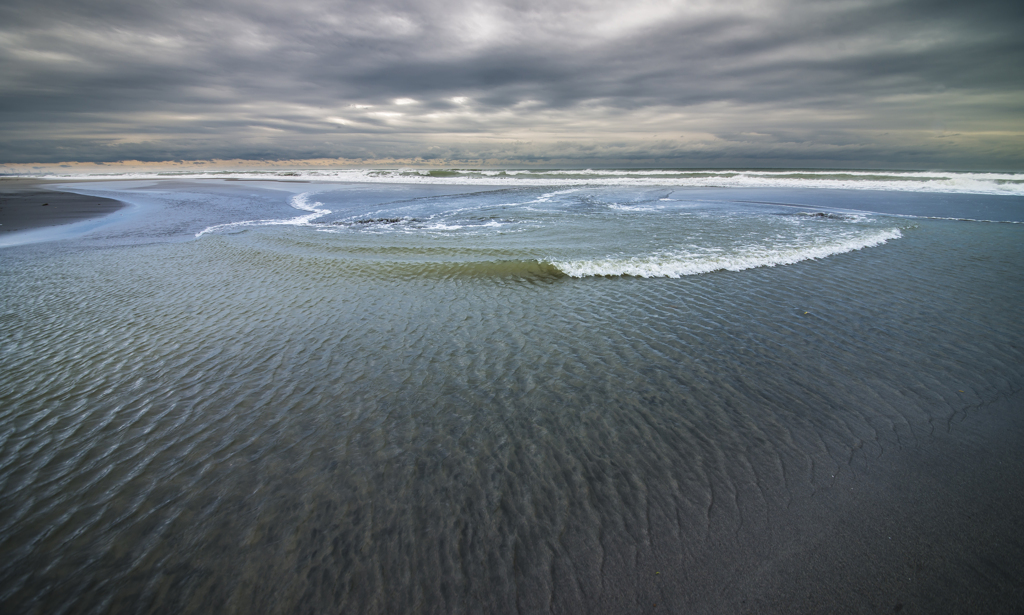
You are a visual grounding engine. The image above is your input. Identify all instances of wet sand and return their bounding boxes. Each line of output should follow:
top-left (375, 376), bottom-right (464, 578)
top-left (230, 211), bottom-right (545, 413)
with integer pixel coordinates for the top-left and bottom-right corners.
top-left (702, 389), bottom-right (1024, 614)
top-left (0, 181), bottom-right (1022, 613)
top-left (0, 178), bottom-right (126, 233)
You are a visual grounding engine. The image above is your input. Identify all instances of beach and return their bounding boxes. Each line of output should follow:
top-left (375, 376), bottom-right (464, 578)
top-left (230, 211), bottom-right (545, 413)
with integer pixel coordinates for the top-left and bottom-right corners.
top-left (0, 178), bottom-right (126, 234)
top-left (1, 172), bottom-right (1022, 614)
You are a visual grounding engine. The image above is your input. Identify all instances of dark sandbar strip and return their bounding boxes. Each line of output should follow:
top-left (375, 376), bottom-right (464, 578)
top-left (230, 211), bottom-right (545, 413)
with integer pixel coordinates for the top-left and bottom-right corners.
top-left (0, 178), bottom-right (127, 234)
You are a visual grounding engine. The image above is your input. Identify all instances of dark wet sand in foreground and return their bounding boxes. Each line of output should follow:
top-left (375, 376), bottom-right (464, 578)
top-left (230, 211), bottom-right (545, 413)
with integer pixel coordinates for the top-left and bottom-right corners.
top-left (0, 179), bottom-right (1021, 614)
top-left (701, 390), bottom-right (1024, 614)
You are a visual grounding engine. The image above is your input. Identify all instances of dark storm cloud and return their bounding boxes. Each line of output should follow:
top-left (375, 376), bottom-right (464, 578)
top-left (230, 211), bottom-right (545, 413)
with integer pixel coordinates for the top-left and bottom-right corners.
top-left (1, 0), bottom-right (1021, 167)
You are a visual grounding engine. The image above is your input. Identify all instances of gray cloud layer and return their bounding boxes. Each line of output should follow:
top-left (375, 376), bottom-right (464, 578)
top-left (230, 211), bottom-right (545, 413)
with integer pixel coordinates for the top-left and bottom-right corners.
top-left (1, 0), bottom-right (1022, 168)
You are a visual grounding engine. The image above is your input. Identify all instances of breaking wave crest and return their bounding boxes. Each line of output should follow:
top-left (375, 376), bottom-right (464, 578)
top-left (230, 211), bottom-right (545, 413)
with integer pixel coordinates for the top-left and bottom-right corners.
top-left (550, 228), bottom-right (903, 278)
top-left (18, 168), bottom-right (1024, 196)
top-left (315, 227), bottom-right (904, 279)
top-left (196, 192), bottom-right (329, 237)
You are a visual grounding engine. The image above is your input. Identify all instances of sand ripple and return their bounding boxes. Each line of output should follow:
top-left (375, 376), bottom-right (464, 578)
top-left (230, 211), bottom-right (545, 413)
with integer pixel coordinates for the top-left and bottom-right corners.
top-left (1, 218), bottom-right (1022, 613)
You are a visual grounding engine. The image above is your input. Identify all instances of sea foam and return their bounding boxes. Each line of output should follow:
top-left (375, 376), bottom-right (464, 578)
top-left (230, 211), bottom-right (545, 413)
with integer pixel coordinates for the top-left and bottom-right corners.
top-left (19, 169), bottom-right (1024, 196)
top-left (195, 192), bottom-right (329, 237)
top-left (549, 228), bottom-right (903, 278)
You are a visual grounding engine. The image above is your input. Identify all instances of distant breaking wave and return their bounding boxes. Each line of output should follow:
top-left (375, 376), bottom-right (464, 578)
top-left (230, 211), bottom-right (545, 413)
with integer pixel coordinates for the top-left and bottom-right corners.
top-left (16, 168), bottom-right (1024, 196)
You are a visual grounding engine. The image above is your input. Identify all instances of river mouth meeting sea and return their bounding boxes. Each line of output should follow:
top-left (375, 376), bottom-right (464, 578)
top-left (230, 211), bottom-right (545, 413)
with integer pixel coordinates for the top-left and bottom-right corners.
top-left (1, 169), bottom-right (1022, 613)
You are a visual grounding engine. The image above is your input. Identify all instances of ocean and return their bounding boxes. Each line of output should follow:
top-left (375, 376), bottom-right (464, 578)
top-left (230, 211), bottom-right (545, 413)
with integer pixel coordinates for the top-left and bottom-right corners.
top-left (1, 169), bottom-right (1022, 613)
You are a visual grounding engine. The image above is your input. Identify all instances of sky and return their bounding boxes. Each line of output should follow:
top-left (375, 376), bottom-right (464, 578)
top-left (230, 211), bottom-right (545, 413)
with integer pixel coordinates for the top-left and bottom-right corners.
top-left (1, 0), bottom-right (1022, 170)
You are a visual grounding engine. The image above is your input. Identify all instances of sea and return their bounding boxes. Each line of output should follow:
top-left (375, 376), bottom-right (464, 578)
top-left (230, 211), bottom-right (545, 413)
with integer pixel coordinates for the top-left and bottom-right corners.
top-left (1, 168), bottom-right (1022, 613)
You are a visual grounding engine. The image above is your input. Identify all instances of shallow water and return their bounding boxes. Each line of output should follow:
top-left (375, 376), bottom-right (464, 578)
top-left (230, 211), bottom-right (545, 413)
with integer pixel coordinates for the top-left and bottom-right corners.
top-left (1, 180), bottom-right (1022, 613)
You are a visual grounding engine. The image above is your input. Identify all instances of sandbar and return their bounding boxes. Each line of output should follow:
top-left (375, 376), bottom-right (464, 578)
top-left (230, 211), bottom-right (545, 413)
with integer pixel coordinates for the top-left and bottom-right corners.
top-left (0, 178), bottom-right (126, 234)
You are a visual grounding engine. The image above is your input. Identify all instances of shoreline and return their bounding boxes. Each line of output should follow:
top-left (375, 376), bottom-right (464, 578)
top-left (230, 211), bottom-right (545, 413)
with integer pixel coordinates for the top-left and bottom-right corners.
top-left (0, 180), bottom-right (1020, 613)
top-left (0, 178), bottom-right (128, 234)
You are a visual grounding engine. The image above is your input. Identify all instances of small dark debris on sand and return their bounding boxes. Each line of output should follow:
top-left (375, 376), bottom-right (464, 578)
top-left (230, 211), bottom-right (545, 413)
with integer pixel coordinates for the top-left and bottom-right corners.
top-left (0, 180), bottom-right (126, 233)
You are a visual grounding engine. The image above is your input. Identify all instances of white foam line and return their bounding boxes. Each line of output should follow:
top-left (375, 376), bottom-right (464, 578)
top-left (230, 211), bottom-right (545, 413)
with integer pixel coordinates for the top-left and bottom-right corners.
top-left (16, 169), bottom-right (1024, 196)
top-left (195, 192), bottom-right (330, 238)
top-left (885, 214), bottom-right (1023, 224)
top-left (550, 228), bottom-right (903, 278)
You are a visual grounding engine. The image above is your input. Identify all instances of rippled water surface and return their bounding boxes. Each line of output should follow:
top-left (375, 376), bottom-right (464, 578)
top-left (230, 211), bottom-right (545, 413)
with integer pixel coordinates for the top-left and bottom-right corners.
top-left (1, 180), bottom-right (1022, 613)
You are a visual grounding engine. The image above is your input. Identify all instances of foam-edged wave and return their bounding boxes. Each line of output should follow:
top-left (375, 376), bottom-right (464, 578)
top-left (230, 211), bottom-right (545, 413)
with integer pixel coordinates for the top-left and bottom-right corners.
top-left (195, 192), bottom-right (329, 237)
top-left (549, 228), bottom-right (903, 278)
top-left (886, 214), bottom-right (1023, 224)
top-left (14, 168), bottom-right (1024, 196)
